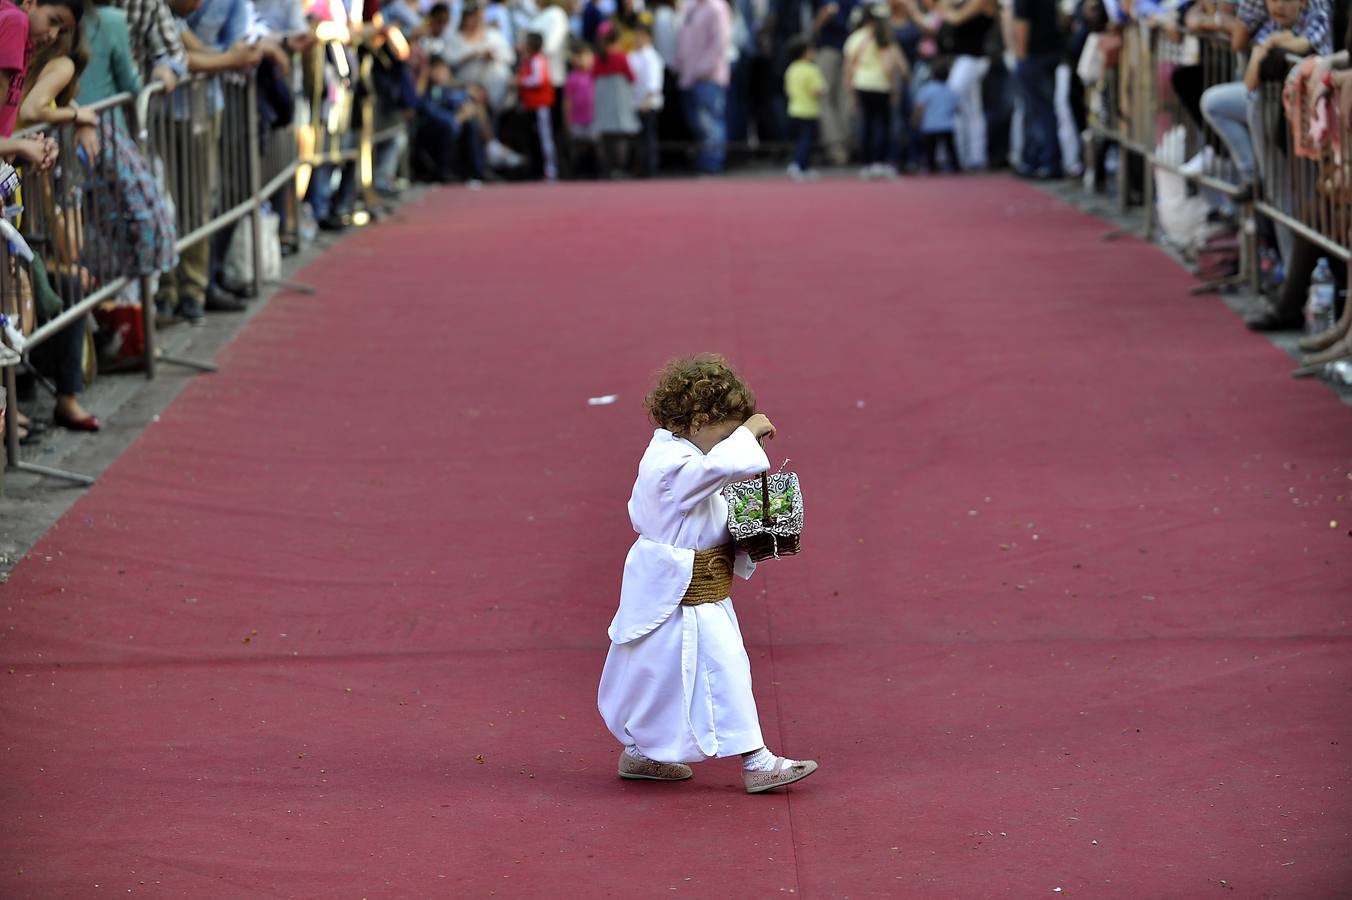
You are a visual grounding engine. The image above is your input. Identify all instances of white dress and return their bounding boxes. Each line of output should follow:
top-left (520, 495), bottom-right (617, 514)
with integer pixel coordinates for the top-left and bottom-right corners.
top-left (597, 426), bottom-right (769, 764)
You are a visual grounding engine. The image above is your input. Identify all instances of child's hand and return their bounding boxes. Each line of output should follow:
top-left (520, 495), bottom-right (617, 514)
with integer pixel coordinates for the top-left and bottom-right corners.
top-left (744, 414), bottom-right (776, 441)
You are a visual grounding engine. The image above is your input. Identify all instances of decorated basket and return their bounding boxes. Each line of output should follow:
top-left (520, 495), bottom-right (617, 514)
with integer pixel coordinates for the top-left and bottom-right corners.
top-left (724, 470), bottom-right (804, 562)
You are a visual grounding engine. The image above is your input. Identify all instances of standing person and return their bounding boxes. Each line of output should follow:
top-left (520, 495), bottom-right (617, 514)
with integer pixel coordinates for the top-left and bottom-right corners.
top-left (109, 0), bottom-right (185, 86)
top-left (518, 30), bottom-right (558, 179)
top-left (629, 20), bottom-right (664, 176)
top-left (810, 0), bottom-right (859, 165)
top-left (564, 43), bottom-right (598, 175)
top-left (783, 34), bottom-right (825, 178)
top-left (593, 22), bottom-right (638, 175)
top-left (77, 0), bottom-right (177, 291)
top-left (938, 0), bottom-right (995, 170)
top-left (597, 354), bottom-right (819, 794)
top-left (0, 0), bottom-right (68, 447)
top-left (528, 0), bottom-right (573, 154)
top-left (845, 2), bottom-right (907, 177)
top-left (912, 52), bottom-right (958, 170)
top-left (1011, 0), bottom-right (1063, 177)
top-left (674, 0), bottom-right (732, 173)
top-left (157, 0), bottom-right (261, 324)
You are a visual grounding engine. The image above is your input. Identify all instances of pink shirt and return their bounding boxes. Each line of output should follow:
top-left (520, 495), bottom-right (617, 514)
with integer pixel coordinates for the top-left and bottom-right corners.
top-left (565, 71), bottom-right (595, 126)
top-left (0, 2), bottom-right (30, 137)
top-left (674, 0), bottom-right (731, 90)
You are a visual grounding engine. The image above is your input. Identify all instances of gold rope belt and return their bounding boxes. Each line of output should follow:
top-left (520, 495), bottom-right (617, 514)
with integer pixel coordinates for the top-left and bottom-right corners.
top-left (680, 544), bottom-right (735, 606)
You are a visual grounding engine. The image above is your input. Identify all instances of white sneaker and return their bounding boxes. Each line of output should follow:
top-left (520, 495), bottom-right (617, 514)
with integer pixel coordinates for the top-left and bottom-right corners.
top-left (876, 163), bottom-right (898, 180)
top-left (787, 163), bottom-right (805, 181)
top-left (466, 179), bottom-right (483, 191)
top-left (1180, 146), bottom-right (1215, 177)
top-left (486, 140), bottom-right (525, 170)
top-left (858, 166), bottom-right (875, 180)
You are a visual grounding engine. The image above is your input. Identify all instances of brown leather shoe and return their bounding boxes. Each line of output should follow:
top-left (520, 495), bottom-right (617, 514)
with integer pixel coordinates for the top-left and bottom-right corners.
top-left (744, 757), bottom-right (819, 794)
top-left (617, 751), bottom-right (693, 782)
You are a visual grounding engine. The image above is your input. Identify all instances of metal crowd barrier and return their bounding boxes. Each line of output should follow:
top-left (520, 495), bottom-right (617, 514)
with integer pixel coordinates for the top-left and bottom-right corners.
top-left (2, 46), bottom-right (406, 487)
top-left (0, 92), bottom-right (143, 485)
top-left (1085, 22), bottom-right (1351, 292)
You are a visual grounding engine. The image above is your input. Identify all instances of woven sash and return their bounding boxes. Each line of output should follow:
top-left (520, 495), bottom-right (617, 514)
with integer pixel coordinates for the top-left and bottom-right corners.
top-left (680, 544), bottom-right (735, 606)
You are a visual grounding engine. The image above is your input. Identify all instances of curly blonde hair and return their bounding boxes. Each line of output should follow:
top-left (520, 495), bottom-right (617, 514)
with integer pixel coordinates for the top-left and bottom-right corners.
top-left (644, 354), bottom-right (756, 435)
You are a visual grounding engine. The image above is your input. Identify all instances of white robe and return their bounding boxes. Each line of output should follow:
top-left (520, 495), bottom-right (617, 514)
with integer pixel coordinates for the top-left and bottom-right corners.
top-left (597, 426), bottom-right (769, 763)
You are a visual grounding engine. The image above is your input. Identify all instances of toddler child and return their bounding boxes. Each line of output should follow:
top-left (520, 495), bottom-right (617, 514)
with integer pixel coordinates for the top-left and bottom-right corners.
top-left (783, 36), bottom-right (825, 180)
top-left (912, 56), bottom-right (959, 173)
top-left (518, 31), bottom-right (558, 181)
top-left (597, 354), bottom-right (819, 794)
top-left (564, 44), bottom-right (598, 176)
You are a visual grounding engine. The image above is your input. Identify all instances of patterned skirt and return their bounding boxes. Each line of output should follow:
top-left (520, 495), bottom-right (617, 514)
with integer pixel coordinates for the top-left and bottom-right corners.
top-left (87, 126), bottom-right (178, 279)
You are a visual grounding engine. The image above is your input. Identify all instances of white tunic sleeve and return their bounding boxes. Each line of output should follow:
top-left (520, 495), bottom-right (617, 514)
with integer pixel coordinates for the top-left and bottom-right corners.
top-left (662, 426), bottom-right (770, 514)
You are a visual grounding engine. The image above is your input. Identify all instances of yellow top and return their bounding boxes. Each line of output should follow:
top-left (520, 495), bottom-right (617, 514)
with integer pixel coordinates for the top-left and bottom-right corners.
top-left (785, 59), bottom-right (826, 120)
top-left (845, 29), bottom-right (892, 94)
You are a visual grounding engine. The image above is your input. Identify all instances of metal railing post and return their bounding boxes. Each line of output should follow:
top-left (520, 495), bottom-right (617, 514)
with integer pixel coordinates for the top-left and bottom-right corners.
top-left (246, 72), bottom-right (264, 300)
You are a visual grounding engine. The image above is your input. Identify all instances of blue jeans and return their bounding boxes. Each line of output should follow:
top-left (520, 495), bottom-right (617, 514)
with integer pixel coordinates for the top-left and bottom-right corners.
top-left (1200, 80), bottom-right (1257, 183)
top-left (683, 81), bottom-right (727, 174)
top-left (790, 117), bottom-right (817, 170)
top-left (1016, 53), bottom-right (1061, 174)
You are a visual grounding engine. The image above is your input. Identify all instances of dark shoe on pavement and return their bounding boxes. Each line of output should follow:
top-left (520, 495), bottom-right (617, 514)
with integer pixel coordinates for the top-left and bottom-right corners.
top-left (177, 297), bottom-right (206, 325)
top-left (1245, 305), bottom-right (1303, 332)
top-left (204, 286), bottom-right (246, 313)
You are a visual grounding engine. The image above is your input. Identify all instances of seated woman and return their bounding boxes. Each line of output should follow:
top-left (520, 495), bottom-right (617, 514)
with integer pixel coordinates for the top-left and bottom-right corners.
top-left (413, 55), bottom-right (489, 184)
top-left (445, 2), bottom-right (516, 114)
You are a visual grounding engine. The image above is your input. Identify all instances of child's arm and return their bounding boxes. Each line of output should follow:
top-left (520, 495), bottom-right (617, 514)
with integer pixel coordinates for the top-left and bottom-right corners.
top-left (1243, 40), bottom-right (1270, 90)
top-left (665, 417), bottom-right (775, 513)
top-left (0, 135), bottom-right (58, 172)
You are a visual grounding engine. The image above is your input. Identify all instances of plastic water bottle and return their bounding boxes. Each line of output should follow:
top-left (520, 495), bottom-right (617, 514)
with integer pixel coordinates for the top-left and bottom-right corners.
top-left (299, 203), bottom-right (318, 244)
top-left (1305, 258), bottom-right (1337, 336)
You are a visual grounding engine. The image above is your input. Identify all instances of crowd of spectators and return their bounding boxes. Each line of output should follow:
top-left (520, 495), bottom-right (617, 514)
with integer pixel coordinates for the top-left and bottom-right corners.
top-left (1, 0), bottom-right (1348, 454)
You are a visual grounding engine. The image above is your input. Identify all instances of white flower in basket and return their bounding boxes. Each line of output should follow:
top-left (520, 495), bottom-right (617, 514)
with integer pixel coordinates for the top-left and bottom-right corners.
top-left (723, 469), bottom-right (804, 562)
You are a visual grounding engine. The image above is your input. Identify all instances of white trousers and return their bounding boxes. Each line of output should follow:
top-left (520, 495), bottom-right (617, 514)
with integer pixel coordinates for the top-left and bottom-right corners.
top-left (949, 54), bottom-right (990, 170)
top-left (1055, 63), bottom-right (1082, 175)
top-left (598, 599), bottom-right (764, 764)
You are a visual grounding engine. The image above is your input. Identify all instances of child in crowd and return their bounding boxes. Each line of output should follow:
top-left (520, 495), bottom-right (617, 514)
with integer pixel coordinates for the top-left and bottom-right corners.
top-left (912, 55), bottom-right (959, 173)
top-left (564, 43), bottom-right (598, 176)
top-left (0, 0), bottom-right (79, 147)
top-left (628, 21), bottom-right (664, 178)
top-left (518, 31), bottom-right (559, 182)
top-left (783, 36), bottom-right (825, 180)
top-left (414, 56), bottom-right (488, 186)
top-left (591, 22), bottom-right (637, 178)
top-left (597, 353), bottom-right (819, 794)
top-left (845, 2), bottom-right (908, 180)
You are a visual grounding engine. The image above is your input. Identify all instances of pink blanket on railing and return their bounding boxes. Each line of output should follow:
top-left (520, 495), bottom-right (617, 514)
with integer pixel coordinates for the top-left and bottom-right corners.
top-left (1283, 56), bottom-right (1347, 160)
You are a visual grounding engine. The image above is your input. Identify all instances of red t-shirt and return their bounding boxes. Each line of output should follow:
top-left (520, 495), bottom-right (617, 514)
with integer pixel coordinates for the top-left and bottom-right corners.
top-left (0, 2), bottom-right (31, 137)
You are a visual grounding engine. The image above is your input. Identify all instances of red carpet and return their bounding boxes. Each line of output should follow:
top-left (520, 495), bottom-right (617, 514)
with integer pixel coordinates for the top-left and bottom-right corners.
top-left (2, 178), bottom-right (1350, 897)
